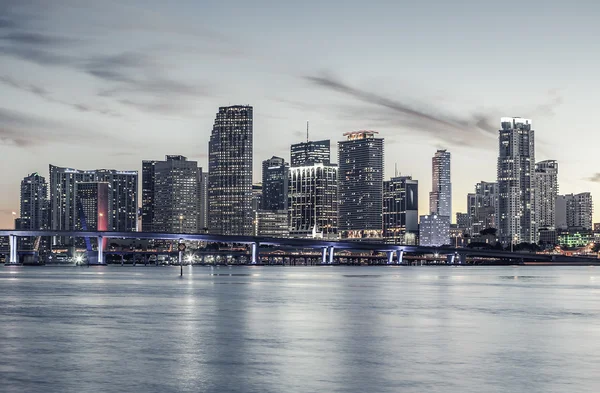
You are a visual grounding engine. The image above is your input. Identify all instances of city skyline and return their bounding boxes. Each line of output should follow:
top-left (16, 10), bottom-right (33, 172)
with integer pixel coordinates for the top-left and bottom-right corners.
top-left (3, 1), bottom-right (600, 227)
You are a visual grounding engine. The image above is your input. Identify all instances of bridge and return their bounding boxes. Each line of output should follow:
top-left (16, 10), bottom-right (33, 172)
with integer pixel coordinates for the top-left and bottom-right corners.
top-left (2, 229), bottom-right (597, 266)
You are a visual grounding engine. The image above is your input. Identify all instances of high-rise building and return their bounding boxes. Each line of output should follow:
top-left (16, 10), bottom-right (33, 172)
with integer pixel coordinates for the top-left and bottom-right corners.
top-left (556, 193), bottom-right (593, 230)
top-left (456, 213), bottom-right (470, 231)
top-left (20, 173), bottom-right (49, 231)
top-left (254, 210), bottom-right (289, 237)
top-left (75, 182), bottom-right (110, 231)
top-left (468, 181), bottom-right (498, 234)
top-left (338, 131), bottom-right (384, 240)
top-left (208, 105), bottom-right (253, 236)
top-left (198, 171), bottom-right (209, 232)
top-left (535, 160), bottom-right (558, 230)
top-left (429, 149), bottom-right (451, 218)
top-left (252, 184), bottom-right (263, 220)
top-left (497, 117), bottom-right (536, 244)
top-left (419, 214), bottom-right (450, 247)
top-left (262, 156), bottom-right (289, 211)
top-left (289, 141), bottom-right (338, 238)
top-left (383, 176), bottom-right (418, 245)
top-left (141, 161), bottom-right (156, 232)
top-left (153, 155), bottom-right (200, 234)
top-left (290, 140), bottom-right (330, 167)
top-left (49, 165), bottom-right (138, 234)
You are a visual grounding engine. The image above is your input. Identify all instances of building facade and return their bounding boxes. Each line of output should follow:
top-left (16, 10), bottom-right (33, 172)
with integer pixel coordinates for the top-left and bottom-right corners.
top-left (383, 176), bottom-right (418, 245)
top-left (208, 105), bottom-right (253, 236)
top-left (141, 161), bottom-right (156, 232)
top-left (497, 117), bottom-right (536, 244)
top-left (419, 214), bottom-right (450, 247)
top-left (75, 182), bottom-right (110, 231)
top-left (254, 210), bottom-right (289, 237)
top-left (20, 173), bottom-right (49, 232)
top-left (152, 156), bottom-right (200, 234)
top-left (262, 156), bottom-right (289, 211)
top-left (535, 160), bottom-right (558, 230)
top-left (429, 149), bottom-right (452, 218)
top-left (468, 181), bottom-right (498, 234)
top-left (338, 131), bottom-right (384, 240)
top-left (290, 140), bottom-right (330, 167)
top-left (556, 193), bottom-right (593, 230)
top-left (198, 171), bottom-right (209, 232)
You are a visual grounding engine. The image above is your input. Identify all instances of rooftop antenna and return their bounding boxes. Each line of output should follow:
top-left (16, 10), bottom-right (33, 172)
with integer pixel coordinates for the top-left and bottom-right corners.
top-left (395, 163), bottom-right (398, 177)
top-left (306, 121), bottom-right (309, 143)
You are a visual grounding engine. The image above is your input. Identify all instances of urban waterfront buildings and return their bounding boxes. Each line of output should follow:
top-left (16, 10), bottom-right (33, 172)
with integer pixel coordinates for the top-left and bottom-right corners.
top-left (429, 149), bottom-right (452, 218)
top-left (497, 117), bottom-right (537, 245)
top-left (198, 171), bottom-right (209, 232)
top-left (262, 156), bottom-right (289, 211)
top-left (152, 156), bottom-right (200, 234)
top-left (556, 193), bottom-right (593, 230)
top-left (383, 176), bottom-right (419, 245)
top-left (49, 165), bottom-right (138, 235)
top-left (75, 182), bottom-right (109, 231)
top-left (468, 181), bottom-right (498, 234)
top-left (254, 210), bottom-right (289, 237)
top-left (419, 214), bottom-right (450, 247)
top-left (141, 160), bottom-right (156, 232)
top-left (19, 173), bottom-right (49, 232)
top-left (535, 160), bottom-right (559, 230)
top-left (288, 139), bottom-right (338, 238)
top-left (208, 105), bottom-right (254, 236)
top-left (338, 131), bottom-right (384, 240)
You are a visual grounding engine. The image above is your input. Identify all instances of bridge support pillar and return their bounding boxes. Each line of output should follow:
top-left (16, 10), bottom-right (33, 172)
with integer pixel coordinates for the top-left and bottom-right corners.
top-left (321, 247), bottom-right (327, 264)
top-left (97, 236), bottom-right (104, 265)
top-left (251, 242), bottom-right (258, 265)
top-left (8, 234), bottom-right (18, 264)
top-left (396, 250), bottom-right (404, 265)
top-left (387, 251), bottom-right (393, 264)
top-left (328, 246), bottom-right (335, 264)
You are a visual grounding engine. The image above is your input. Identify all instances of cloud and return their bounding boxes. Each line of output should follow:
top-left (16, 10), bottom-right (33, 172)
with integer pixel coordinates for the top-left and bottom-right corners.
top-left (586, 173), bottom-right (600, 183)
top-left (304, 73), bottom-right (497, 148)
top-left (0, 107), bottom-right (122, 147)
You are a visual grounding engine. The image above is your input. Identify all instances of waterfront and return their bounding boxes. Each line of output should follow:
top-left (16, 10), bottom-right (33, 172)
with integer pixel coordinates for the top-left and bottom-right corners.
top-left (1, 266), bottom-right (600, 392)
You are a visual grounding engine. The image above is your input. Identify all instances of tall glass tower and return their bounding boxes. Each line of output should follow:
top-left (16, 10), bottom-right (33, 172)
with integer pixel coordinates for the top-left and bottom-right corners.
top-left (208, 105), bottom-right (253, 236)
top-left (429, 149), bottom-right (451, 218)
top-left (497, 117), bottom-right (536, 244)
top-left (262, 156), bottom-right (289, 211)
top-left (338, 131), bottom-right (384, 240)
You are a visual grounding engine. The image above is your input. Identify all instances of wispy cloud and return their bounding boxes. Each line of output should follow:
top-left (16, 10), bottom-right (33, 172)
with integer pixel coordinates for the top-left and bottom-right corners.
top-left (586, 173), bottom-right (600, 183)
top-left (303, 72), bottom-right (497, 148)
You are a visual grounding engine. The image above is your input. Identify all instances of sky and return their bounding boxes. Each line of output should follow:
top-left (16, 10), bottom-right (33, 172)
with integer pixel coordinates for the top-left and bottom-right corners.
top-left (1, 0), bottom-right (600, 228)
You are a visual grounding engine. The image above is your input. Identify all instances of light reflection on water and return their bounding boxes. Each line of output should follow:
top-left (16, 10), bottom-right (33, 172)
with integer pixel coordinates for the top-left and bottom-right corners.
top-left (1, 266), bottom-right (599, 393)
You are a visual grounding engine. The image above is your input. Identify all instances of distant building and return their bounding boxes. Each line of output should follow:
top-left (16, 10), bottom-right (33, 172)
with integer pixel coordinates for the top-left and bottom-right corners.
top-left (497, 117), bottom-right (536, 244)
top-left (535, 160), bottom-right (558, 230)
top-left (383, 176), bottom-right (418, 245)
top-left (262, 156), bottom-right (289, 211)
top-left (558, 229), bottom-right (593, 248)
top-left (594, 223), bottom-right (600, 233)
top-left (468, 181), bottom-right (497, 234)
top-left (419, 214), bottom-right (450, 247)
top-left (208, 105), bottom-right (253, 236)
top-left (19, 173), bottom-right (49, 250)
top-left (141, 161), bottom-right (156, 232)
top-left (456, 213), bottom-right (470, 231)
top-left (75, 182), bottom-right (110, 231)
top-left (556, 193), bottom-right (593, 230)
top-left (255, 210), bottom-right (289, 237)
top-left (49, 165), bottom-right (138, 236)
top-left (290, 140), bottom-right (330, 166)
top-left (252, 184), bottom-right (263, 218)
top-left (152, 155), bottom-right (200, 234)
top-left (450, 224), bottom-right (468, 247)
top-left (338, 131), bottom-right (384, 240)
top-left (429, 150), bottom-right (452, 218)
top-left (198, 171), bottom-right (209, 232)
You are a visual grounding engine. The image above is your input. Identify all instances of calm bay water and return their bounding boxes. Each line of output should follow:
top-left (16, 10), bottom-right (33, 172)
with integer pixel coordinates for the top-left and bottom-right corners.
top-left (1, 266), bottom-right (600, 393)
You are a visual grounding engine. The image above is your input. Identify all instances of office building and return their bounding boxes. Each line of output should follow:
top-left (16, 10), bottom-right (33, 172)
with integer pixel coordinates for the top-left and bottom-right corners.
top-left (20, 173), bottom-right (49, 231)
top-left (208, 105), bottom-right (253, 236)
top-left (456, 213), bottom-right (470, 231)
top-left (75, 182), bottom-right (109, 231)
top-left (383, 176), bottom-right (418, 245)
top-left (556, 193), bottom-right (593, 230)
top-left (535, 160), bottom-right (558, 230)
top-left (289, 139), bottom-right (338, 238)
top-left (252, 184), bottom-right (263, 217)
top-left (419, 214), bottom-right (450, 247)
top-left (290, 140), bottom-right (330, 166)
top-left (49, 165), bottom-right (138, 235)
top-left (468, 181), bottom-right (498, 234)
top-left (429, 150), bottom-right (452, 218)
top-left (338, 131), bottom-right (384, 240)
top-left (262, 156), bottom-right (289, 211)
top-left (497, 117), bottom-right (536, 244)
top-left (198, 171), bottom-right (209, 232)
top-left (153, 155), bottom-right (200, 233)
top-left (141, 161), bottom-right (156, 232)
top-left (254, 210), bottom-right (289, 237)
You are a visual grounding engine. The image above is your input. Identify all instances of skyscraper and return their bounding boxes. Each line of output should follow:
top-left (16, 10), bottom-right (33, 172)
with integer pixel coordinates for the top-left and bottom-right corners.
top-left (75, 182), bottom-right (109, 231)
top-left (288, 139), bottom-right (337, 238)
top-left (497, 117), bottom-right (536, 244)
top-left (208, 105), bottom-right (253, 236)
top-left (49, 165), bottom-right (138, 234)
top-left (534, 160), bottom-right (558, 230)
top-left (141, 160), bottom-right (156, 232)
top-left (338, 131), bottom-right (384, 240)
top-left (429, 149), bottom-right (451, 218)
top-left (153, 155), bottom-right (200, 234)
top-left (198, 171), bottom-right (209, 232)
top-left (262, 156), bottom-right (289, 211)
top-left (290, 140), bottom-right (330, 167)
top-left (383, 176), bottom-right (419, 245)
top-left (20, 173), bottom-right (49, 231)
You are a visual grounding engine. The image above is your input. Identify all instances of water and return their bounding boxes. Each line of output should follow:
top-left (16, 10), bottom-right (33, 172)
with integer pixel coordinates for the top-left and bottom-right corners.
top-left (1, 266), bottom-right (600, 393)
